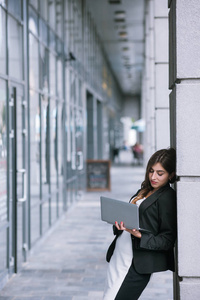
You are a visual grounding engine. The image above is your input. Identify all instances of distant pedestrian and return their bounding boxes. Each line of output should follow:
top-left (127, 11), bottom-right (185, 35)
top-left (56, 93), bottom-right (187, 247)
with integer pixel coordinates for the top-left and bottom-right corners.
top-left (132, 142), bottom-right (143, 165)
top-left (103, 148), bottom-right (177, 300)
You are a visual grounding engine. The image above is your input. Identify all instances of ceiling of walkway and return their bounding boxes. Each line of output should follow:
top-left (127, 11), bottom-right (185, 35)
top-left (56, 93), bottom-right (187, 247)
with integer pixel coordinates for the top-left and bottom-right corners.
top-left (86, 0), bottom-right (145, 96)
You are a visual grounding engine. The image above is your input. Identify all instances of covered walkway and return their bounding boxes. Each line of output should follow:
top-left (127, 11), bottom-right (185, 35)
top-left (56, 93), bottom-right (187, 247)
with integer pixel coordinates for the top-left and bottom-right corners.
top-left (0, 151), bottom-right (173, 300)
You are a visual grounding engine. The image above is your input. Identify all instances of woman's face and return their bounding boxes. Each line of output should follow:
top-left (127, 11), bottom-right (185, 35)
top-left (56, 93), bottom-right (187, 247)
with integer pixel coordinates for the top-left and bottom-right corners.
top-left (148, 162), bottom-right (171, 190)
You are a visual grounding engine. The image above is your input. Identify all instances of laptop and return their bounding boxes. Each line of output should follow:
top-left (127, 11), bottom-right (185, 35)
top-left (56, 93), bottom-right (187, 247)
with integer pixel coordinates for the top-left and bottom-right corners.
top-left (100, 196), bottom-right (150, 232)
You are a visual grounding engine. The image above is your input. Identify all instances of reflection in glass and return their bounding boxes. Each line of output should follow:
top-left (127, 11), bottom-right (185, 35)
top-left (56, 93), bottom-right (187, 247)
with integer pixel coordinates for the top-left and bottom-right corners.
top-left (50, 100), bottom-right (58, 191)
top-left (39, 18), bottom-right (48, 45)
top-left (58, 103), bottom-right (64, 210)
top-left (8, 16), bottom-right (23, 80)
top-left (40, 44), bottom-right (48, 92)
top-left (41, 94), bottom-right (50, 231)
top-left (49, 29), bottom-right (56, 51)
top-left (29, 6), bottom-right (38, 36)
top-left (57, 59), bottom-right (63, 98)
top-left (29, 0), bottom-right (38, 10)
top-left (16, 86), bottom-right (25, 208)
top-left (56, 2), bottom-right (63, 38)
top-left (49, 53), bottom-right (56, 96)
top-left (56, 38), bottom-right (63, 57)
top-left (40, 0), bottom-right (48, 21)
top-left (41, 95), bottom-right (49, 195)
top-left (0, 7), bottom-right (6, 74)
top-left (48, 0), bottom-right (56, 30)
top-left (50, 100), bottom-right (58, 222)
top-left (29, 33), bottom-right (39, 90)
top-left (0, 1), bottom-right (6, 7)
top-left (7, 0), bottom-right (22, 20)
top-left (30, 90), bottom-right (40, 206)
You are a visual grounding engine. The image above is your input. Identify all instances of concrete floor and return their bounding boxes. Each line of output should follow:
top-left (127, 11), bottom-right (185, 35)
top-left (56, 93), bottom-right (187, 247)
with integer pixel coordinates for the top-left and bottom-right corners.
top-left (0, 150), bottom-right (174, 299)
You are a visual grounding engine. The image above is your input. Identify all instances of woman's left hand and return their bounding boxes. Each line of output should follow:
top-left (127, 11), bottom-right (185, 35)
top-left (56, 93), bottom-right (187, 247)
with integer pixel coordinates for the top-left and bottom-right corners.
top-left (115, 221), bottom-right (142, 238)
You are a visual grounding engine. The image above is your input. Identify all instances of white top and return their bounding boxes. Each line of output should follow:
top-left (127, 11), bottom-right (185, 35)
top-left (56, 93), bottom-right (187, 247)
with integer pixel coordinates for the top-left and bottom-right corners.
top-left (103, 197), bottom-right (146, 300)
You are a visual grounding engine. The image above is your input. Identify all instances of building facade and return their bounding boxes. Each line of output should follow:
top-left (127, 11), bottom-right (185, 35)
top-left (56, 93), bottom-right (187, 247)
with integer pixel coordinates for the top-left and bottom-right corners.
top-left (0, 0), bottom-right (124, 288)
top-left (1, 0), bottom-right (199, 298)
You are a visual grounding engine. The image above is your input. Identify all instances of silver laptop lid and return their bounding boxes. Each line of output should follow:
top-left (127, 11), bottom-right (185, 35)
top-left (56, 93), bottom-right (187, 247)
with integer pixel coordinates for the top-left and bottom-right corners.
top-left (100, 196), bottom-right (139, 230)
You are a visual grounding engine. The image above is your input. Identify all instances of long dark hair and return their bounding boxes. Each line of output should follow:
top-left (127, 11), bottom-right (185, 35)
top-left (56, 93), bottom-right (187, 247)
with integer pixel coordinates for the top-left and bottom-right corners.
top-left (133, 148), bottom-right (176, 202)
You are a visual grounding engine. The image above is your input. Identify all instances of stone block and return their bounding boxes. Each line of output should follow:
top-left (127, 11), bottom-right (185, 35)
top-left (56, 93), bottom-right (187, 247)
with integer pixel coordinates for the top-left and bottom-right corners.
top-left (177, 182), bottom-right (200, 277)
top-left (176, 84), bottom-right (200, 176)
top-left (154, 0), bottom-right (168, 18)
top-left (176, 0), bottom-right (200, 78)
top-left (155, 63), bottom-right (169, 108)
top-left (180, 280), bottom-right (200, 300)
top-left (155, 17), bottom-right (168, 62)
top-left (155, 109), bottom-right (170, 149)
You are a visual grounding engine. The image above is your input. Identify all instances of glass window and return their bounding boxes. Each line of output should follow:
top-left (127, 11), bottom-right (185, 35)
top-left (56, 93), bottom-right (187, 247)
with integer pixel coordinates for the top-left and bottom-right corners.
top-left (64, 0), bottom-right (70, 53)
top-left (41, 95), bottom-right (49, 195)
top-left (39, 18), bottom-right (48, 45)
top-left (29, 6), bottom-right (38, 36)
top-left (0, 1), bottom-right (6, 8)
top-left (29, 33), bottom-right (39, 90)
top-left (42, 202), bottom-right (49, 233)
top-left (0, 79), bottom-right (7, 272)
top-left (31, 206), bottom-right (40, 244)
top-left (58, 102), bottom-right (64, 209)
top-left (48, 0), bottom-right (56, 31)
top-left (7, 0), bottom-right (22, 20)
top-left (57, 59), bottom-right (63, 99)
top-left (39, 44), bottom-right (49, 93)
top-left (29, 0), bottom-right (38, 10)
top-left (40, 0), bottom-right (48, 21)
top-left (50, 99), bottom-right (57, 193)
top-left (49, 29), bottom-right (56, 52)
top-left (29, 91), bottom-right (41, 246)
top-left (70, 70), bottom-right (76, 105)
top-left (50, 99), bottom-right (58, 222)
top-left (8, 16), bottom-right (23, 80)
top-left (0, 231), bottom-right (7, 272)
top-left (56, 0), bottom-right (62, 38)
top-left (78, 79), bottom-right (82, 107)
top-left (0, 7), bottom-right (6, 74)
top-left (0, 79), bottom-right (7, 224)
top-left (49, 53), bottom-right (56, 95)
top-left (56, 37), bottom-right (63, 57)
top-left (30, 90), bottom-right (40, 204)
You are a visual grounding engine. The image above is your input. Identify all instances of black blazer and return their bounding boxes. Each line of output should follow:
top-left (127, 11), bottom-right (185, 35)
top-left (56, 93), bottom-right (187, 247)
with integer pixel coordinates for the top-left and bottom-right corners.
top-left (106, 183), bottom-right (177, 274)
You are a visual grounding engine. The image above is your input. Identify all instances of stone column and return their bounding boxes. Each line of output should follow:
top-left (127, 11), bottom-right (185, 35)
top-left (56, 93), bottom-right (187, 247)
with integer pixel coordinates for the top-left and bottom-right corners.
top-left (154, 0), bottom-right (170, 150)
top-left (143, 0), bottom-right (155, 164)
top-left (169, 0), bottom-right (200, 299)
top-left (143, 0), bottom-right (170, 165)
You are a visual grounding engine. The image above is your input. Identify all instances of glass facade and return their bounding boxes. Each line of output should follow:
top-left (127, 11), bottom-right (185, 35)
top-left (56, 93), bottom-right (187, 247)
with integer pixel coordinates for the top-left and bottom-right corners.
top-left (0, 0), bottom-right (123, 289)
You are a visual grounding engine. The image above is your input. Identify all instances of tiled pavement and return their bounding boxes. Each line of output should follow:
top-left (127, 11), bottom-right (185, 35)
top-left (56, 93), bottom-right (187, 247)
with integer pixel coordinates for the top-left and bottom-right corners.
top-left (0, 150), bottom-right (174, 300)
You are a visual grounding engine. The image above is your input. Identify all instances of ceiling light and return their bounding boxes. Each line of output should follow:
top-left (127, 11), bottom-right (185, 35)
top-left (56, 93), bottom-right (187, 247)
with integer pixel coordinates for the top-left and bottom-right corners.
top-left (122, 47), bottom-right (129, 51)
top-left (109, 0), bottom-right (121, 4)
top-left (114, 18), bottom-right (125, 23)
top-left (119, 31), bottom-right (127, 38)
top-left (122, 55), bottom-right (129, 60)
top-left (118, 39), bottom-right (128, 43)
top-left (115, 11), bottom-right (126, 19)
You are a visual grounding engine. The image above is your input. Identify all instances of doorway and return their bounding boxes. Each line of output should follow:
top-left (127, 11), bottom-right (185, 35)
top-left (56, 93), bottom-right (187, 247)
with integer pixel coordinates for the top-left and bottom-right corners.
top-left (8, 84), bottom-right (27, 273)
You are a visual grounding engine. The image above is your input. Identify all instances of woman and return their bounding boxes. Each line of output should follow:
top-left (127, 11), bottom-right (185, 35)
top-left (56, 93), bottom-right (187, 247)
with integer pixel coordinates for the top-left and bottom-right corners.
top-left (103, 148), bottom-right (177, 300)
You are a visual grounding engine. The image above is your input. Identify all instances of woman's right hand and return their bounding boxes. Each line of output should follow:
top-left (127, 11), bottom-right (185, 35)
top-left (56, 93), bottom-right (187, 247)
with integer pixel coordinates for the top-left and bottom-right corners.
top-left (115, 221), bottom-right (126, 231)
top-left (115, 221), bottom-right (142, 238)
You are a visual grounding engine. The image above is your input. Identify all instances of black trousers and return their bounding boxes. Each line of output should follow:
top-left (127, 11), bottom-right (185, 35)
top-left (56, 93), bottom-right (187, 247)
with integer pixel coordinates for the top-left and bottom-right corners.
top-left (115, 261), bottom-right (151, 300)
